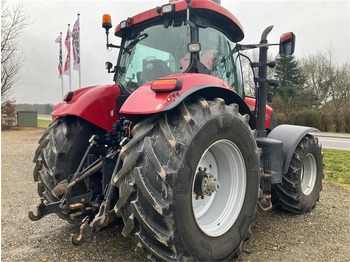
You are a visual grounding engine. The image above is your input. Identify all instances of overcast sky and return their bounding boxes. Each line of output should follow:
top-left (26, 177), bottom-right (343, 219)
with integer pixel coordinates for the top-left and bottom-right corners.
top-left (8, 0), bottom-right (350, 105)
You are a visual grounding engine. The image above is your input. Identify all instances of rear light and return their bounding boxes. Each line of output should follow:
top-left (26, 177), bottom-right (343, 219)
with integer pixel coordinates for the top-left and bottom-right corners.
top-left (151, 79), bottom-right (182, 92)
top-left (63, 91), bottom-right (74, 102)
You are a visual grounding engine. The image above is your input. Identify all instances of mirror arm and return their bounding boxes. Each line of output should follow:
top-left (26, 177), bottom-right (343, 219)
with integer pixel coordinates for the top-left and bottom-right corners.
top-left (107, 67), bottom-right (116, 74)
top-left (237, 42), bottom-right (279, 51)
top-left (107, 43), bottom-right (121, 49)
top-left (105, 30), bottom-right (120, 50)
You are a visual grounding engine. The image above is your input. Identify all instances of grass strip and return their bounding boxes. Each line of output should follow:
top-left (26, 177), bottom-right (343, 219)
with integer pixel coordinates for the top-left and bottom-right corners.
top-left (323, 148), bottom-right (350, 187)
top-left (37, 119), bottom-right (51, 128)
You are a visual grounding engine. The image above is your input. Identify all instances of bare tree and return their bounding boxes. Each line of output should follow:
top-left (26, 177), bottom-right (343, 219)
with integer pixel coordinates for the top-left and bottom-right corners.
top-left (1, 0), bottom-right (29, 103)
top-left (240, 50), bottom-right (257, 96)
top-left (302, 45), bottom-right (350, 109)
top-left (241, 49), bottom-right (275, 97)
top-left (333, 63), bottom-right (350, 107)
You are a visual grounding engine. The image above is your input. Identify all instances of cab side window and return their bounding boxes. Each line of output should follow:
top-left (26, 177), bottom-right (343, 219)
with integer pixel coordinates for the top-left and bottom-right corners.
top-left (199, 27), bottom-right (244, 97)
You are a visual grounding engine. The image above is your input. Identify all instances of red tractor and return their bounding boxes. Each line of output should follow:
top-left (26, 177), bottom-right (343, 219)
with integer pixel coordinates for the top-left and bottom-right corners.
top-left (30, 0), bottom-right (323, 260)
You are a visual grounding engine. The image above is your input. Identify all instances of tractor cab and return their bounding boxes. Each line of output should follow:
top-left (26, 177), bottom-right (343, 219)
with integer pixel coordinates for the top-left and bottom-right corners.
top-left (103, 0), bottom-right (245, 97)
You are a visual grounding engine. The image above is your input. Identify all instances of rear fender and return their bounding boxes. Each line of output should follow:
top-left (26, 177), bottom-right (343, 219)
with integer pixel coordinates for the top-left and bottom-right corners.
top-left (52, 84), bottom-right (120, 131)
top-left (120, 73), bottom-right (255, 128)
top-left (268, 124), bottom-right (319, 174)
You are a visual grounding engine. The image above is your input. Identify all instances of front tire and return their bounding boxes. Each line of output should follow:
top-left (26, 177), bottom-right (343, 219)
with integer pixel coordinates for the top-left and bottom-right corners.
top-left (273, 135), bottom-right (323, 213)
top-left (114, 97), bottom-right (260, 260)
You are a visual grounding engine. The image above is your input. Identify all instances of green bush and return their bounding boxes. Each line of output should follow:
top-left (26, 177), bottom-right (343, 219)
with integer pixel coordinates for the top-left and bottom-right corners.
top-left (293, 109), bottom-right (322, 129)
top-left (270, 97), bottom-right (297, 125)
top-left (319, 110), bottom-right (350, 133)
top-left (272, 105), bottom-right (349, 133)
top-left (267, 95), bottom-right (349, 133)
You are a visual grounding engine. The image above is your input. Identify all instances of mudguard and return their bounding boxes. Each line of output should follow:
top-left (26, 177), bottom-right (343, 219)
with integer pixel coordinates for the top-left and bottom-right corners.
top-left (52, 84), bottom-right (120, 131)
top-left (120, 73), bottom-right (255, 127)
top-left (268, 124), bottom-right (319, 174)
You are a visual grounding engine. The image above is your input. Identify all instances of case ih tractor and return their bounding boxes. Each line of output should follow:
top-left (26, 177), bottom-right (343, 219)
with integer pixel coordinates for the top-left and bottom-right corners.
top-left (29, 0), bottom-right (323, 260)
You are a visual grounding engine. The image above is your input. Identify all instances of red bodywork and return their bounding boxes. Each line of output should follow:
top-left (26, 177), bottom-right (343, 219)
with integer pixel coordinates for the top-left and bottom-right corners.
top-left (51, 78), bottom-right (273, 131)
top-left (245, 96), bottom-right (273, 129)
top-left (120, 73), bottom-right (233, 115)
top-left (52, 84), bottom-right (120, 131)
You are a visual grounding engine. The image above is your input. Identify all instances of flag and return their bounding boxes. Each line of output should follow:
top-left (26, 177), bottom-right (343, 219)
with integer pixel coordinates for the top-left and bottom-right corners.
top-left (55, 34), bottom-right (63, 79)
top-left (72, 15), bottom-right (80, 71)
top-left (64, 25), bottom-right (72, 76)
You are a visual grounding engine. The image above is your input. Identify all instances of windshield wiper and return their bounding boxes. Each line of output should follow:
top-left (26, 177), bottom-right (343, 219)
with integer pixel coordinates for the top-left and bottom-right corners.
top-left (123, 33), bottom-right (148, 54)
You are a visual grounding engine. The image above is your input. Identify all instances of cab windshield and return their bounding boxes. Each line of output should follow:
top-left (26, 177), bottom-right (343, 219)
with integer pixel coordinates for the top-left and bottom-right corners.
top-left (118, 22), bottom-right (190, 93)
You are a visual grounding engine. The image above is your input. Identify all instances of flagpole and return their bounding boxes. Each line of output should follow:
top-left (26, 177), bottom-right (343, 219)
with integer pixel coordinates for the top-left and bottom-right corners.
top-left (78, 13), bottom-right (81, 88)
top-left (61, 72), bottom-right (64, 99)
top-left (55, 32), bottom-right (64, 99)
top-left (60, 32), bottom-right (64, 99)
top-left (68, 24), bottom-right (72, 91)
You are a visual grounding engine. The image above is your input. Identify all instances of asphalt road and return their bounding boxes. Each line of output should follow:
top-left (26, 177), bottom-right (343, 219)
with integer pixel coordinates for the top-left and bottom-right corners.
top-left (37, 116), bottom-right (52, 121)
top-left (313, 132), bottom-right (350, 151)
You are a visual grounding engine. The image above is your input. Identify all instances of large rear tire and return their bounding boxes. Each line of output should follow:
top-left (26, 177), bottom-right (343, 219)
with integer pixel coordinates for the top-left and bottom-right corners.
top-left (272, 135), bottom-right (323, 213)
top-left (33, 116), bottom-right (105, 223)
top-left (114, 97), bottom-right (260, 260)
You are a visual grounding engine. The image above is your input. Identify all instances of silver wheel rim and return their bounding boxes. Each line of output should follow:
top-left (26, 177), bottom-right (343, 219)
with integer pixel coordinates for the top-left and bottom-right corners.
top-left (192, 139), bottom-right (246, 237)
top-left (301, 153), bottom-right (317, 195)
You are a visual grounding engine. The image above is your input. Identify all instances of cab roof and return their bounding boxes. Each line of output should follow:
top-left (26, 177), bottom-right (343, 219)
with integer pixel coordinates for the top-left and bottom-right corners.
top-left (115, 0), bottom-right (244, 42)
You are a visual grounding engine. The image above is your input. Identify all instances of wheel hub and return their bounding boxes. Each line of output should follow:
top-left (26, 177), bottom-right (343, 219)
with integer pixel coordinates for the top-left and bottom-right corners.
top-left (194, 169), bottom-right (220, 197)
top-left (192, 139), bottom-right (247, 237)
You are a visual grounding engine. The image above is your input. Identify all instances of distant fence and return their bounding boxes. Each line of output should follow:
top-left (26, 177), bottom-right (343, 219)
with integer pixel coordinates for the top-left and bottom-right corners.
top-left (1, 114), bottom-right (17, 126)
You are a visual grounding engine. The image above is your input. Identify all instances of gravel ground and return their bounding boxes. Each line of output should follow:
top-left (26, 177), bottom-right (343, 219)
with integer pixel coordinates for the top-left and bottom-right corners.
top-left (2, 128), bottom-right (350, 261)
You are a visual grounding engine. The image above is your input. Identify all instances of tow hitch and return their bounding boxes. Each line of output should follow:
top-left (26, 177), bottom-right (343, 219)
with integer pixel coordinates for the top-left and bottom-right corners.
top-left (258, 172), bottom-right (273, 212)
top-left (28, 197), bottom-right (61, 221)
top-left (70, 153), bottom-right (122, 245)
top-left (29, 134), bottom-right (119, 238)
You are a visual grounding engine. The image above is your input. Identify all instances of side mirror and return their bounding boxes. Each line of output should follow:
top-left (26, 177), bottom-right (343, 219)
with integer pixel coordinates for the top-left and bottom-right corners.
top-left (279, 32), bottom-right (295, 56)
top-left (105, 61), bottom-right (114, 73)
